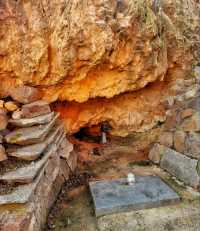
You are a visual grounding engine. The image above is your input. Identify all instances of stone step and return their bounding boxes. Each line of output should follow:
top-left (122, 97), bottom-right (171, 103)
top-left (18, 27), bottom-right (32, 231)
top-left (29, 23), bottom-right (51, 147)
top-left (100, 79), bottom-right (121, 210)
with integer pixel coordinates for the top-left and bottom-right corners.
top-left (20, 100), bottom-right (51, 118)
top-left (149, 144), bottom-right (200, 188)
top-left (0, 140), bottom-right (69, 230)
top-left (0, 161), bottom-right (47, 205)
top-left (5, 113), bottom-right (59, 145)
top-left (9, 112), bottom-right (55, 127)
top-left (7, 123), bottom-right (63, 161)
top-left (0, 130), bottom-right (65, 184)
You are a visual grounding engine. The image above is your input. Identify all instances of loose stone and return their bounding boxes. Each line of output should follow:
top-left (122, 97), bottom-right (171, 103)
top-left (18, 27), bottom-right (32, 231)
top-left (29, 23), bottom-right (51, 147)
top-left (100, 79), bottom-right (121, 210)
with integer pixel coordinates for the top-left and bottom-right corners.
top-left (21, 100), bottom-right (51, 118)
top-left (4, 101), bottom-right (19, 112)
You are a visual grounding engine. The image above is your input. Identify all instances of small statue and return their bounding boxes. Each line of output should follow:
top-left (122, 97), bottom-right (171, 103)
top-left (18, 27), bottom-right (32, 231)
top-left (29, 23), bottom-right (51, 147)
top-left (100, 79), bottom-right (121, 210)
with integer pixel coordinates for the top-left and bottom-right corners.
top-left (100, 121), bottom-right (112, 144)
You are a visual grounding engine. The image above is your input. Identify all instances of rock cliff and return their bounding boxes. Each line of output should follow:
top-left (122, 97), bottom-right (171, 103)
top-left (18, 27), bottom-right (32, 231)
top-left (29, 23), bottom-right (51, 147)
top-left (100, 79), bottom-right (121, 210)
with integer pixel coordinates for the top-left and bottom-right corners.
top-left (0, 0), bottom-right (199, 136)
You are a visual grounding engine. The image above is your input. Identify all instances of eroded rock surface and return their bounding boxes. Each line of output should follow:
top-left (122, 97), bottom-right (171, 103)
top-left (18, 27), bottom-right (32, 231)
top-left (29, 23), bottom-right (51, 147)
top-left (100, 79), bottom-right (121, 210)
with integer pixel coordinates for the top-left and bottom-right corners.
top-left (0, 0), bottom-right (199, 136)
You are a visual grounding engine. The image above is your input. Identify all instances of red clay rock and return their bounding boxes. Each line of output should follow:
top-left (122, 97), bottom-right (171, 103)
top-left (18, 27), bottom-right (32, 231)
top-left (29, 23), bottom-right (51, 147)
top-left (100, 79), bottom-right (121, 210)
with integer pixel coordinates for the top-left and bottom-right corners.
top-left (10, 86), bottom-right (42, 104)
top-left (21, 100), bottom-right (51, 118)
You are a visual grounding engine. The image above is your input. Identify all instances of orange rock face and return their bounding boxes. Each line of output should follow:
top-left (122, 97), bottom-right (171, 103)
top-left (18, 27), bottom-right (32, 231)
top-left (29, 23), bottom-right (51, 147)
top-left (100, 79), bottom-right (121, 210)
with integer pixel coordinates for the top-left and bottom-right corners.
top-left (0, 0), bottom-right (199, 135)
top-left (54, 81), bottom-right (167, 136)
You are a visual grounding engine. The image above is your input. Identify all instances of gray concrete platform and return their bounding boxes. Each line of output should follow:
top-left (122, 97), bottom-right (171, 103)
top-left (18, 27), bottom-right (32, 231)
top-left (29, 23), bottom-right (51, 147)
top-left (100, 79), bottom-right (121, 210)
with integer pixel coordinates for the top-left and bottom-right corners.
top-left (89, 176), bottom-right (180, 217)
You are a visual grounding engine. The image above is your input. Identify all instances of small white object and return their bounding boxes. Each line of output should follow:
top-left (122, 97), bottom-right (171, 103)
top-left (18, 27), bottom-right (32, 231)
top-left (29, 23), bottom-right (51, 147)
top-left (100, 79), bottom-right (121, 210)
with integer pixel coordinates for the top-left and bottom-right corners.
top-left (127, 173), bottom-right (136, 186)
top-left (101, 132), bottom-right (107, 144)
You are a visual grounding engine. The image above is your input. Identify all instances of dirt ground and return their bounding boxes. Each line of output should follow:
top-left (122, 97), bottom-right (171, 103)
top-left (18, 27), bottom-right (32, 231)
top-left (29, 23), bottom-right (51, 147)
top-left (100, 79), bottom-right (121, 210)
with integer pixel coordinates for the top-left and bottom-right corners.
top-left (44, 132), bottom-right (200, 231)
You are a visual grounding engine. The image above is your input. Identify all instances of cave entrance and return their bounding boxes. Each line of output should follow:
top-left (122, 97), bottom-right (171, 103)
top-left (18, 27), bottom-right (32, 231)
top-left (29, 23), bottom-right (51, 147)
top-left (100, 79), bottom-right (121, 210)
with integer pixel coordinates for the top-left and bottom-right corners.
top-left (73, 121), bottom-right (112, 144)
top-left (70, 122), bottom-right (114, 162)
top-left (73, 126), bottom-right (102, 144)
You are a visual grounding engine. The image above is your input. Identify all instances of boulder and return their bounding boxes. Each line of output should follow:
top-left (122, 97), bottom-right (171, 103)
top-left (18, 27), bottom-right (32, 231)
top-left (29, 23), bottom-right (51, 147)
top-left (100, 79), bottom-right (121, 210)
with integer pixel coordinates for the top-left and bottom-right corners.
top-left (10, 86), bottom-right (41, 104)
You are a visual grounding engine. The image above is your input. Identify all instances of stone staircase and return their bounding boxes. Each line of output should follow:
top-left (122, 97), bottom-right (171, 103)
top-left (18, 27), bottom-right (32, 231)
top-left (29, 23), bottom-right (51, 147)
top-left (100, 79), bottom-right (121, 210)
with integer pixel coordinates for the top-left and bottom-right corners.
top-left (0, 86), bottom-right (76, 231)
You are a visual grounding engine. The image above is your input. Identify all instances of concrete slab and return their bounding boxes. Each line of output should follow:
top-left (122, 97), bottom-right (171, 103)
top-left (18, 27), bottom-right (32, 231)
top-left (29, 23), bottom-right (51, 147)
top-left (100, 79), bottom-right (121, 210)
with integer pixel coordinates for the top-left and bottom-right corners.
top-left (89, 176), bottom-right (180, 217)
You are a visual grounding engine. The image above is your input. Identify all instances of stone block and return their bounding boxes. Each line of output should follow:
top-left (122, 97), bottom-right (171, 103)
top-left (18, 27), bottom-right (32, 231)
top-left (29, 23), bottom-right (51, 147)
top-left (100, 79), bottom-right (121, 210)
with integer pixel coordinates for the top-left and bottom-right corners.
top-left (160, 145), bottom-right (200, 188)
top-left (181, 112), bottom-right (200, 132)
top-left (173, 130), bottom-right (186, 153)
top-left (21, 100), bottom-right (51, 119)
top-left (89, 176), bottom-right (180, 217)
top-left (158, 132), bottom-right (173, 148)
